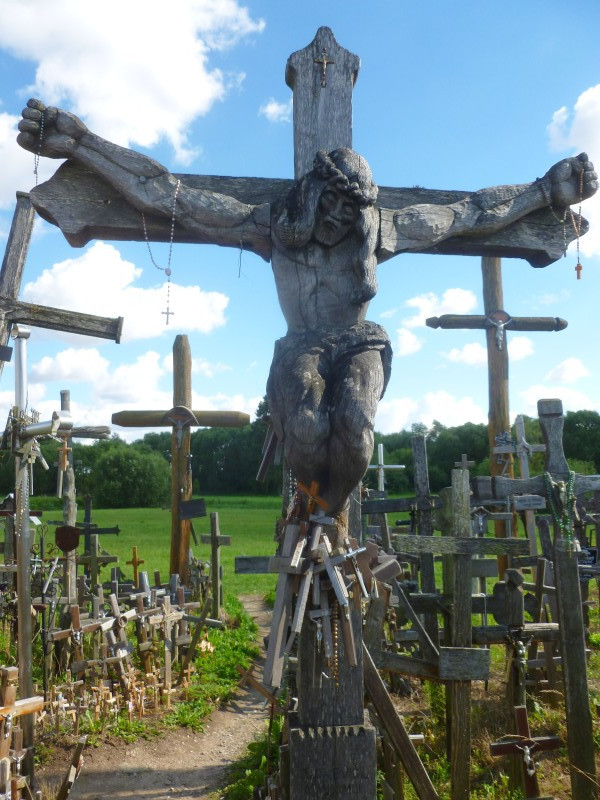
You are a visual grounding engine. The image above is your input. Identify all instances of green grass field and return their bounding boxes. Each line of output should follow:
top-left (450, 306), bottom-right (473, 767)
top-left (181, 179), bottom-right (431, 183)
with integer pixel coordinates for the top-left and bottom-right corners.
top-left (61, 495), bottom-right (282, 598)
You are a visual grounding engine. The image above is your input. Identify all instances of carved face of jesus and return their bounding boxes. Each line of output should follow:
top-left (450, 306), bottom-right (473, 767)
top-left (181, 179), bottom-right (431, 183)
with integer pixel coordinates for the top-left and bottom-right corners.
top-left (313, 186), bottom-right (359, 247)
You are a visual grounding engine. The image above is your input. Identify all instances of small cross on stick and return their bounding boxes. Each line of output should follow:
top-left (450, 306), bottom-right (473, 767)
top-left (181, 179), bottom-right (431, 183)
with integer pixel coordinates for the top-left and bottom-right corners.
top-left (314, 48), bottom-right (334, 87)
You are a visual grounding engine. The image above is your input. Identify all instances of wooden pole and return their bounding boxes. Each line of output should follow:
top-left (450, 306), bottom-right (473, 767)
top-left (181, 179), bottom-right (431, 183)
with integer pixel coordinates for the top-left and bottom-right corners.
top-left (60, 390), bottom-right (77, 604)
top-left (169, 335), bottom-right (193, 583)
top-left (209, 512), bottom-right (222, 619)
top-left (449, 468), bottom-right (473, 800)
top-left (482, 256), bottom-right (514, 578)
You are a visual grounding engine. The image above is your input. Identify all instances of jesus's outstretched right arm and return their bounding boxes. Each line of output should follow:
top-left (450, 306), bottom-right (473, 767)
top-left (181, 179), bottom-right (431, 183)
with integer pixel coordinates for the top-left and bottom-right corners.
top-left (18, 99), bottom-right (271, 252)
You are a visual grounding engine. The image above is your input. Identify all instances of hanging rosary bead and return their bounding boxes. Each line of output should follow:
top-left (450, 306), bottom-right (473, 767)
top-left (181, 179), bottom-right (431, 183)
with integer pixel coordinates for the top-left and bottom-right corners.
top-left (141, 178), bottom-right (181, 323)
top-left (33, 110), bottom-right (45, 187)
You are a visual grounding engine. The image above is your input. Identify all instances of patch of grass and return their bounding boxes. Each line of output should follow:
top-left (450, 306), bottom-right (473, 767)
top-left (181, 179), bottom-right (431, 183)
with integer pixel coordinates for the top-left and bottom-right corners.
top-left (164, 595), bottom-right (259, 732)
top-left (53, 497), bottom-right (281, 598)
top-left (216, 713), bottom-right (282, 800)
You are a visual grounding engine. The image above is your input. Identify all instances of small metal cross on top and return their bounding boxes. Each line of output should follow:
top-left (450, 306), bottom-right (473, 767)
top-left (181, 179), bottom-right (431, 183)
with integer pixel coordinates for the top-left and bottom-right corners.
top-left (162, 307), bottom-right (174, 325)
top-left (314, 48), bottom-right (334, 87)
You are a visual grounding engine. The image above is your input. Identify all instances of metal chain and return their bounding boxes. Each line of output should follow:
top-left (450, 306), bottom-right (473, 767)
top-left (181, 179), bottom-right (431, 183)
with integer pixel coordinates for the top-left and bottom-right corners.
top-left (33, 110), bottom-right (45, 186)
top-left (141, 178), bottom-right (181, 324)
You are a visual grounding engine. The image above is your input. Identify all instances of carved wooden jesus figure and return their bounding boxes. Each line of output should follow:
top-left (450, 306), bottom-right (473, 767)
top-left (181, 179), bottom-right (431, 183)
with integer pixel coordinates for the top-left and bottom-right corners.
top-left (17, 100), bottom-right (597, 518)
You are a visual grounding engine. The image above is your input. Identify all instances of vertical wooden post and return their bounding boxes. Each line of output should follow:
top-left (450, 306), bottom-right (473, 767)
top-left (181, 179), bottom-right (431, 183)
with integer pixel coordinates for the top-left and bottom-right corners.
top-left (169, 335), bottom-right (193, 583)
top-left (210, 513), bottom-right (222, 619)
top-left (0, 193), bottom-right (35, 380)
top-left (60, 390), bottom-right (77, 604)
top-left (482, 257), bottom-right (513, 579)
top-left (537, 399), bottom-right (598, 800)
top-left (412, 434), bottom-right (439, 651)
top-left (449, 468), bottom-right (472, 800)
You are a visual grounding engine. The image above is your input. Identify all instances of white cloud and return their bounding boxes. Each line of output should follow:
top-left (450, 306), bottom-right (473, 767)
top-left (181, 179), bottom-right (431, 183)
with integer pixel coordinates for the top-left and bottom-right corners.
top-left (379, 308), bottom-right (398, 319)
top-left (0, 0), bottom-right (265, 165)
top-left (507, 336), bottom-right (534, 361)
top-left (30, 348), bottom-right (110, 382)
top-left (395, 327), bottom-right (422, 356)
top-left (545, 357), bottom-right (590, 385)
top-left (443, 342), bottom-right (487, 366)
top-left (403, 288), bottom-right (477, 328)
top-left (259, 97), bottom-right (292, 123)
top-left (547, 84), bottom-right (600, 258)
top-left (376, 390), bottom-right (486, 433)
top-left (518, 384), bottom-right (600, 418)
top-left (22, 242), bottom-right (229, 342)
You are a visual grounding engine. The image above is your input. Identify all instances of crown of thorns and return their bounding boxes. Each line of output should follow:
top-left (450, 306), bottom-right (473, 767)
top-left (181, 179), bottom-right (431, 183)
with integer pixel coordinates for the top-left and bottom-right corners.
top-left (313, 150), bottom-right (377, 207)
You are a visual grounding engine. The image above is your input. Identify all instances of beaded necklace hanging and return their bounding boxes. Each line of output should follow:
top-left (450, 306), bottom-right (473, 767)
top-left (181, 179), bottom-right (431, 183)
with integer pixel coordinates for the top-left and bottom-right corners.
top-left (538, 171), bottom-right (585, 279)
top-left (141, 178), bottom-right (181, 325)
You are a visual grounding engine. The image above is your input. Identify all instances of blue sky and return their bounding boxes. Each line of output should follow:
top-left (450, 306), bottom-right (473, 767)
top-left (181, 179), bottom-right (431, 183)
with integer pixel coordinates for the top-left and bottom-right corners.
top-left (0, 0), bottom-right (599, 443)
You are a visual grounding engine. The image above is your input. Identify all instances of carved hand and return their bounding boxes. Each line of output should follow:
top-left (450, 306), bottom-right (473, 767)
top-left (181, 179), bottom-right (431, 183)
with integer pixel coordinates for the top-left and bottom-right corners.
top-left (544, 152), bottom-right (598, 207)
top-left (17, 98), bottom-right (88, 158)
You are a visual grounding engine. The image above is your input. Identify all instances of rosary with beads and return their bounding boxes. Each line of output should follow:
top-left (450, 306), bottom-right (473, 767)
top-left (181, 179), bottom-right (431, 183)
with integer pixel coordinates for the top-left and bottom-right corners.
top-left (538, 168), bottom-right (585, 280)
top-left (141, 179), bottom-right (181, 324)
top-left (33, 109), bottom-right (181, 323)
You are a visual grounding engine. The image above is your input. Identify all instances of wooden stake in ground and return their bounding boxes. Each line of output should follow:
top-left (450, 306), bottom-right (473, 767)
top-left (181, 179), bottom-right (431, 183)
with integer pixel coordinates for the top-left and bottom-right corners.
top-left (112, 334), bottom-right (248, 583)
top-left (200, 513), bottom-right (231, 619)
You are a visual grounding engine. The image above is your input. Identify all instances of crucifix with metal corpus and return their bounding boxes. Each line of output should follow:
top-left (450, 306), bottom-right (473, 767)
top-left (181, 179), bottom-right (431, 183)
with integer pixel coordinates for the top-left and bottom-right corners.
top-left (111, 334), bottom-right (249, 583)
top-left (16, 26), bottom-right (598, 800)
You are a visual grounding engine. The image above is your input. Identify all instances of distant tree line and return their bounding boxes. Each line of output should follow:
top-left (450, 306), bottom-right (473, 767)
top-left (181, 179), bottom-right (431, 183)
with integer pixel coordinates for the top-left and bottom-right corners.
top-left (0, 404), bottom-right (597, 508)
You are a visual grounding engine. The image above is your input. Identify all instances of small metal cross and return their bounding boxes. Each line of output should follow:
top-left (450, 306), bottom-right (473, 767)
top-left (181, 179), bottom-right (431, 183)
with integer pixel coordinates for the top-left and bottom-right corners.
top-left (162, 307), bottom-right (174, 325)
top-left (314, 48), bottom-right (334, 87)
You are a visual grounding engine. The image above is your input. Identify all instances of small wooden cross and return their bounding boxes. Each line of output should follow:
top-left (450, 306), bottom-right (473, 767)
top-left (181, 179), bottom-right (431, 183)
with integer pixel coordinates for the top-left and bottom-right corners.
top-left (200, 512), bottom-right (232, 618)
top-left (576, 261), bottom-right (583, 279)
top-left (126, 546), bottom-right (145, 589)
top-left (454, 453), bottom-right (475, 470)
top-left (296, 479), bottom-right (329, 514)
top-left (314, 47), bottom-right (334, 87)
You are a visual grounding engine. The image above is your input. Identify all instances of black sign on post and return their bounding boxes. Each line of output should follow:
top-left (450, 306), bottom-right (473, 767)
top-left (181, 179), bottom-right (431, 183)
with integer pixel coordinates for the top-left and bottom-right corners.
top-left (179, 498), bottom-right (207, 520)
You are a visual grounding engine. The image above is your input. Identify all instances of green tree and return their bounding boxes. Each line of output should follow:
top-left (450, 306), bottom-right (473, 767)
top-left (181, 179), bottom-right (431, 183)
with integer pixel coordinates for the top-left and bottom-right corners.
top-left (93, 441), bottom-right (170, 508)
top-left (563, 410), bottom-right (600, 472)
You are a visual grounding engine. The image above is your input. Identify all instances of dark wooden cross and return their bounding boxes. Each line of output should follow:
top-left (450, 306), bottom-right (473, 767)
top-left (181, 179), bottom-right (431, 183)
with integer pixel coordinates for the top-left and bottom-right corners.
top-left (490, 705), bottom-right (560, 800)
top-left (199, 512), bottom-right (231, 619)
top-left (472, 398), bottom-right (600, 800)
top-left (20, 27), bottom-right (591, 800)
top-left (111, 334), bottom-right (248, 582)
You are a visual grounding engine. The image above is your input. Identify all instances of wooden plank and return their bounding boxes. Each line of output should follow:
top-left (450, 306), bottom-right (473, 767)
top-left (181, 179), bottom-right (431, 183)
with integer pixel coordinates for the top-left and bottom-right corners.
top-left (392, 534), bottom-right (528, 556)
top-left (1, 295), bottom-right (123, 342)
top-left (449, 469), bottom-right (473, 800)
top-left (235, 555), bottom-right (270, 574)
top-left (362, 497), bottom-right (441, 514)
top-left (363, 645), bottom-right (439, 800)
top-left (438, 648), bottom-right (490, 681)
top-left (111, 408), bottom-right (250, 428)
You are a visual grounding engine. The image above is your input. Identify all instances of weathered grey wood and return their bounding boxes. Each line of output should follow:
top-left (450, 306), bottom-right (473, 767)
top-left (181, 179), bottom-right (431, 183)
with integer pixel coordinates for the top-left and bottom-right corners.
top-left (286, 27), bottom-right (359, 179)
top-left (470, 559), bottom-right (498, 578)
top-left (234, 555), bottom-right (270, 574)
top-left (449, 469), bottom-right (473, 800)
top-left (438, 647), bottom-right (489, 681)
top-left (427, 313), bottom-right (567, 331)
top-left (288, 717), bottom-right (377, 800)
top-left (472, 622), bottom-right (559, 645)
top-left (30, 162), bottom-right (583, 268)
top-left (391, 533), bottom-right (528, 556)
top-left (111, 408), bottom-right (249, 428)
top-left (0, 193), bottom-right (35, 374)
top-left (363, 645), bottom-right (439, 800)
top-left (363, 496), bottom-right (442, 514)
top-left (391, 579), bottom-right (438, 663)
top-left (0, 295), bottom-right (124, 342)
top-left (169, 336), bottom-right (193, 582)
top-left (411, 434), bottom-right (439, 654)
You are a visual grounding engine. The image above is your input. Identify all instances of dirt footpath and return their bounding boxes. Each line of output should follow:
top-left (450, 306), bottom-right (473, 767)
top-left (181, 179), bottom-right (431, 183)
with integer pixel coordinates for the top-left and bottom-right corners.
top-left (39, 595), bottom-right (272, 800)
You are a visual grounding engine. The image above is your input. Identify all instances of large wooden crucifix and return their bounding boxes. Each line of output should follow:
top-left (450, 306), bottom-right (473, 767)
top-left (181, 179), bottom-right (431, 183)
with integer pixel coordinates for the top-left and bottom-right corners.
top-left (111, 334), bottom-right (249, 583)
top-left (15, 26), bottom-right (598, 799)
top-left (16, 27), bottom-right (596, 518)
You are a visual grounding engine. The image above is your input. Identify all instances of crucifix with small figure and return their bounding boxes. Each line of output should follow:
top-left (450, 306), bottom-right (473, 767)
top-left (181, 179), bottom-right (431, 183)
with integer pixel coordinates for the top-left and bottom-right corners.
top-left (16, 26), bottom-right (598, 800)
